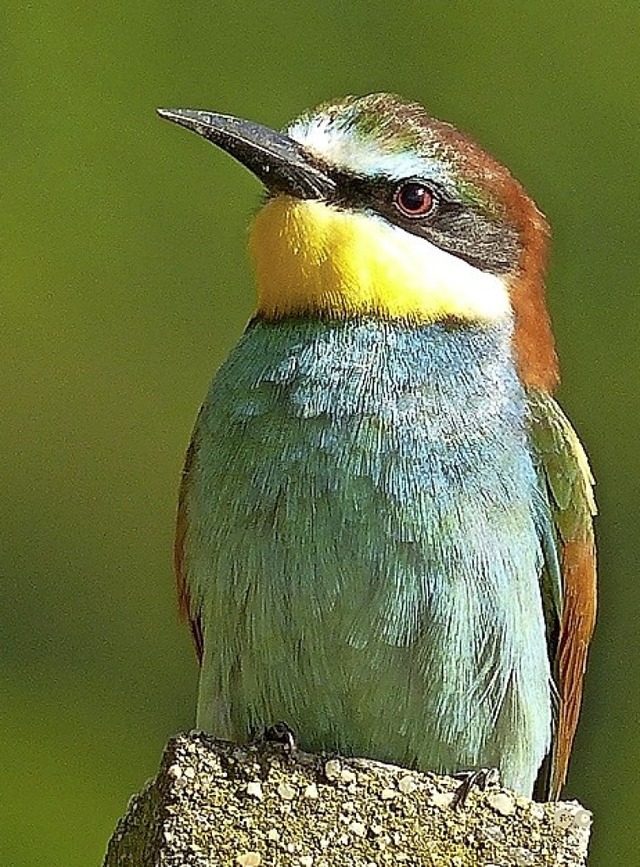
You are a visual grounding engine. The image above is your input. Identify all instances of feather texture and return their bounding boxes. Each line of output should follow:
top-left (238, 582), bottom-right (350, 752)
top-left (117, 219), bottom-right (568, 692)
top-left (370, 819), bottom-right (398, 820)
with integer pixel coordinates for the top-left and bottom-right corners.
top-left (177, 316), bottom-right (559, 796)
top-left (527, 389), bottom-right (597, 798)
top-left (175, 437), bottom-right (204, 663)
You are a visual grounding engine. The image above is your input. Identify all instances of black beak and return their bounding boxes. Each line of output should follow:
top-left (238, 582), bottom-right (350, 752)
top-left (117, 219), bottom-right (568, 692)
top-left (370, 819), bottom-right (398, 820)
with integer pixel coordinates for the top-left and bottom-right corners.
top-left (157, 108), bottom-right (336, 200)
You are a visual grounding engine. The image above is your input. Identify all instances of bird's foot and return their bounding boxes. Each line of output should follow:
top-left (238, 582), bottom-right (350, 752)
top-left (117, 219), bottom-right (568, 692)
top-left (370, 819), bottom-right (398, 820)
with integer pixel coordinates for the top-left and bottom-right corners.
top-left (251, 721), bottom-right (298, 757)
top-left (264, 721), bottom-right (297, 753)
top-left (451, 767), bottom-right (500, 809)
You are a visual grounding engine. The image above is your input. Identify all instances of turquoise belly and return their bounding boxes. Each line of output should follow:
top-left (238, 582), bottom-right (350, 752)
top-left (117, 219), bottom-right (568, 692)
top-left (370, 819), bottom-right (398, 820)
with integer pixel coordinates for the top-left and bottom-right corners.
top-left (185, 317), bottom-right (552, 796)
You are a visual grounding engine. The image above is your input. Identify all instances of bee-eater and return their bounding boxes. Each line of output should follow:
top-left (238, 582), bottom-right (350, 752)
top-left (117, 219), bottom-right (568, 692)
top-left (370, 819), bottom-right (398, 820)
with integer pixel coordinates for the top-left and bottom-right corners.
top-left (158, 94), bottom-right (596, 799)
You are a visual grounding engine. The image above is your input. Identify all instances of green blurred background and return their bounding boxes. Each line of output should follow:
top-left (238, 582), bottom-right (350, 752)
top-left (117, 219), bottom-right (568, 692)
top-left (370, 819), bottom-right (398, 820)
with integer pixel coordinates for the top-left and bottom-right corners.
top-left (2, 1), bottom-right (638, 864)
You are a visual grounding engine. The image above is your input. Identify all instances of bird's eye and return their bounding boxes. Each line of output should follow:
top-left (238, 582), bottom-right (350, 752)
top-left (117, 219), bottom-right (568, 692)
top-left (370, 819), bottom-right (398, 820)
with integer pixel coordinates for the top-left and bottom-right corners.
top-left (393, 181), bottom-right (435, 218)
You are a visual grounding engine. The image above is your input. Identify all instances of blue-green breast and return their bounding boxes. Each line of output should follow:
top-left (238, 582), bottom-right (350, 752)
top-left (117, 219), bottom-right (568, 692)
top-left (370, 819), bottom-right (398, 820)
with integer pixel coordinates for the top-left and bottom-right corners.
top-left (184, 317), bottom-right (553, 796)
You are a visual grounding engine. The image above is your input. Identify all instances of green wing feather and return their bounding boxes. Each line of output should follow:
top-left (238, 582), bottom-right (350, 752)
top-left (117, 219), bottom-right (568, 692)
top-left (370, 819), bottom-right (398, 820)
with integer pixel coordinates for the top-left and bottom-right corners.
top-left (176, 433), bottom-right (204, 664)
top-left (527, 388), bottom-right (597, 799)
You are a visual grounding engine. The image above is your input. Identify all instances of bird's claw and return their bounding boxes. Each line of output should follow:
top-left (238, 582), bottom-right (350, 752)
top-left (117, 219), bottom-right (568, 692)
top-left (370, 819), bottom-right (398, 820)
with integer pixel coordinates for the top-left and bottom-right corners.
top-left (252, 721), bottom-right (298, 755)
top-left (451, 767), bottom-right (500, 808)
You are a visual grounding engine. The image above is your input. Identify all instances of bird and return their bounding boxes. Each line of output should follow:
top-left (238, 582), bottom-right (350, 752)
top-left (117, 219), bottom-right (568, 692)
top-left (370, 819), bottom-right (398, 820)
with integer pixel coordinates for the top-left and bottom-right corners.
top-left (157, 93), bottom-right (597, 800)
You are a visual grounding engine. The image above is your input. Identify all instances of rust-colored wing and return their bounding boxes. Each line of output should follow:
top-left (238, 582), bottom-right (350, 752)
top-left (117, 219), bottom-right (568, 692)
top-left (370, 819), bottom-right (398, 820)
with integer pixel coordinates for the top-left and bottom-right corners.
top-left (175, 436), bottom-right (204, 664)
top-left (527, 388), bottom-right (597, 799)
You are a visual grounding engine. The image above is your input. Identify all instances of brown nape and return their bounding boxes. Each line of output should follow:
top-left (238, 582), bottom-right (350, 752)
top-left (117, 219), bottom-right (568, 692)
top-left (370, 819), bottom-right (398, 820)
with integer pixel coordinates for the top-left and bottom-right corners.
top-left (509, 199), bottom-right (559, 392)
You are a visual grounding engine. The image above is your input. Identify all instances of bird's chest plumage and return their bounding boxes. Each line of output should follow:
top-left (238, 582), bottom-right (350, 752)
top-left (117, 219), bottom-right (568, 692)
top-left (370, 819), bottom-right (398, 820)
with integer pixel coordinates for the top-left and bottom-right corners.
top-left (186, 318), bottom-right (552, 795)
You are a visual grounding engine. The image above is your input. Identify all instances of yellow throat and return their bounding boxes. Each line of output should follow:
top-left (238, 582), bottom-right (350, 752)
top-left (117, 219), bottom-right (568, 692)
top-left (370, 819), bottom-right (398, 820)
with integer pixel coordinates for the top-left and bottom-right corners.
top-left (249, 195), bottom-right (511, 323)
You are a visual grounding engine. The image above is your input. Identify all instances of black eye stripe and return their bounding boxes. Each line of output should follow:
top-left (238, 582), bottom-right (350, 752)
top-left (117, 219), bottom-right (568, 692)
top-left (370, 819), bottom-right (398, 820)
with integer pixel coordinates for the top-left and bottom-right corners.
top-left (313, 167), bottom-right (519, 276)
top-left (328, 170), bottom-right (446, 213)
top-left (325, 170), bottom-right (470, 234)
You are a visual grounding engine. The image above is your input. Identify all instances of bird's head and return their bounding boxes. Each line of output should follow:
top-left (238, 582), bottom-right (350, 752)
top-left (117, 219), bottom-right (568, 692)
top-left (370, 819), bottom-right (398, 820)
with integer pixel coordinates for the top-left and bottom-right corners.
top-left (158, 93), bottom-right (557, 388)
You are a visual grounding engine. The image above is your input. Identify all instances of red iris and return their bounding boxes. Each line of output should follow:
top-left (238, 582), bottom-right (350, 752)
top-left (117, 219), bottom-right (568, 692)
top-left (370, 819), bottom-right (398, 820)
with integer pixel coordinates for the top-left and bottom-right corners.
top-left (394, 182), bottom-right (435, 218)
